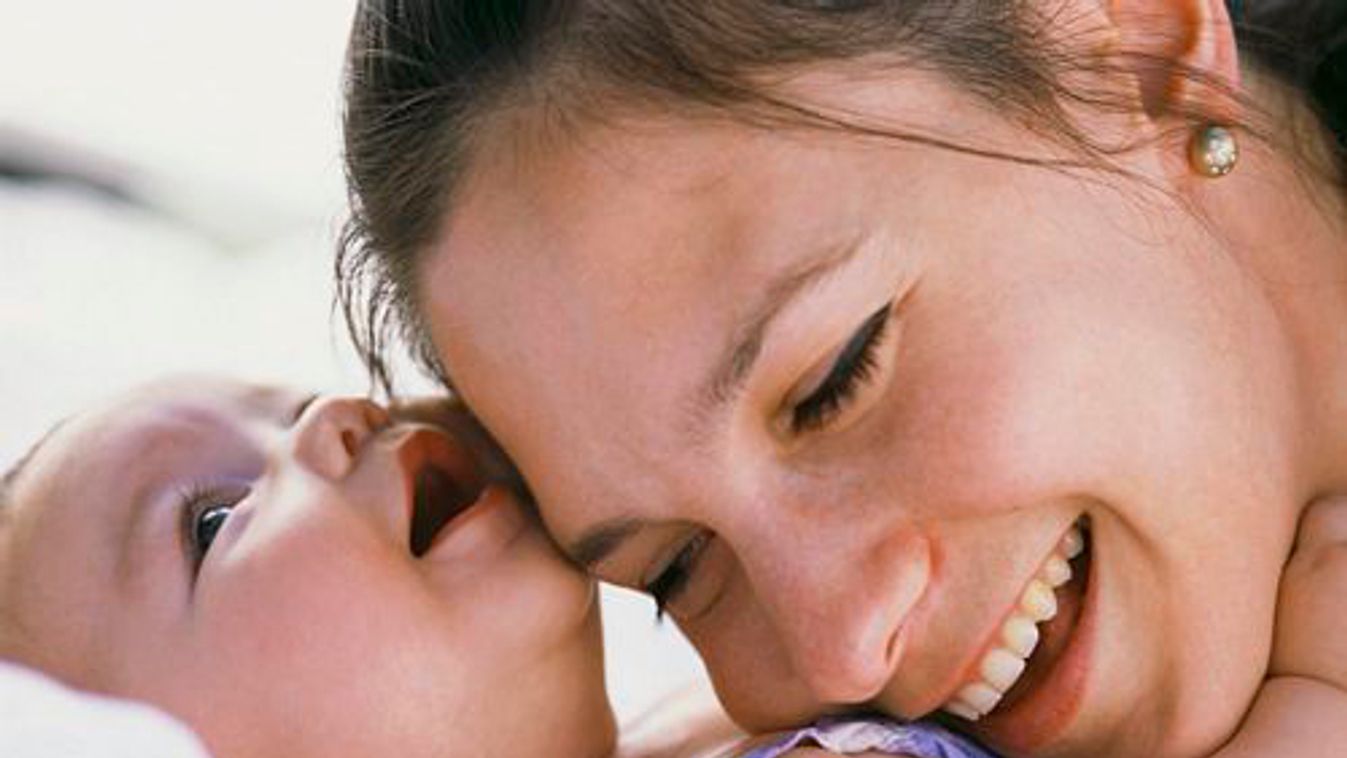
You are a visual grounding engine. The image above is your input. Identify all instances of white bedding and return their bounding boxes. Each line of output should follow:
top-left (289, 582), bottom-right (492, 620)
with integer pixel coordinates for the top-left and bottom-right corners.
top-left (0, 661), bottom-right (209, 758)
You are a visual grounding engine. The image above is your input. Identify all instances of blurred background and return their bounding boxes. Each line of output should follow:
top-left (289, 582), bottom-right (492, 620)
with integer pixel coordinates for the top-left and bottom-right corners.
top-left (0, 0), bottom-right (704, 722)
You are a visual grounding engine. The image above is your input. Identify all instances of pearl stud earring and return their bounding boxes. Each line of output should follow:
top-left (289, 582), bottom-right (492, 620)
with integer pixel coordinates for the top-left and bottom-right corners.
top-left (1189, 124), bottom-right (1239, 178)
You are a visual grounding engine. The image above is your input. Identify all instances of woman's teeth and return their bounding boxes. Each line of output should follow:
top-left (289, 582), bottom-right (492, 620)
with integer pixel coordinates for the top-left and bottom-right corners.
top-left (941, 523), bottom-right (1085, 722)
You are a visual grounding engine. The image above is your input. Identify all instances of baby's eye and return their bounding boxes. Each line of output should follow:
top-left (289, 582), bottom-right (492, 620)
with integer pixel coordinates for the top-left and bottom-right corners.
top-left (180, 484), bottom-right (250, 574)
top-left (194, 505), bottom-right (233, 557)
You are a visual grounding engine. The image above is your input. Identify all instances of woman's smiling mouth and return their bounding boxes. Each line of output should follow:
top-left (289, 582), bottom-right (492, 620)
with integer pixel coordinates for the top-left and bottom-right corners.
top-left (939, 517), bottom-right (1093, 742)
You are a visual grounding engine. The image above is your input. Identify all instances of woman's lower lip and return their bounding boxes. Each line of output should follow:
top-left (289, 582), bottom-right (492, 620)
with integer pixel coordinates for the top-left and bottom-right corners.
top-left (976, 530), bottom-right (1097, 754)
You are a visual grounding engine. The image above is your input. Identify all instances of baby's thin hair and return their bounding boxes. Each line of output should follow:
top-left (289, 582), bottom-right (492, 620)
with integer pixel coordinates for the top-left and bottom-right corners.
top-left (0, 420), bottom-right (71, 658)
top-left (1, 459), bottom-right (27, 517)
top-left (0, 418), bottom-right (69, 517)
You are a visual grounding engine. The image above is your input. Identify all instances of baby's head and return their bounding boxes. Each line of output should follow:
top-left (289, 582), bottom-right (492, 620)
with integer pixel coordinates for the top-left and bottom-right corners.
top-left (0, 376), bottom-right (615, 757)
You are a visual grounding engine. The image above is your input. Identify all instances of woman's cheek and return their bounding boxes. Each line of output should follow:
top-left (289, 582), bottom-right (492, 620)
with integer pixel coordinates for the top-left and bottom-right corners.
top-left (885, 262), bottom-right (1243, 516)
top-left (678, 563), bottom-right (823, 731)
top-left (874, 327), bottom-right (1096, 517)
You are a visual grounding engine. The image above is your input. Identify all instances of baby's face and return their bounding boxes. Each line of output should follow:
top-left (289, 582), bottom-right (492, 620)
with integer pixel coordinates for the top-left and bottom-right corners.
top-left (1, 377), bottom-right (614, 758)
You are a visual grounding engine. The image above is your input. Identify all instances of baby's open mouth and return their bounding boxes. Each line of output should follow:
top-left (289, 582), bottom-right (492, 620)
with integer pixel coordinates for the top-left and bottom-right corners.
top-left (940, 517), bottom-right (1092, 722)
top-left (409, 462), bottom-right (481, 557)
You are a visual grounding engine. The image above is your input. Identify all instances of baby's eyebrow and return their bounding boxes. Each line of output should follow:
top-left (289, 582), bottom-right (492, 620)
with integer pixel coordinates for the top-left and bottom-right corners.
top-left (112, 421), bottom-right (218, 594)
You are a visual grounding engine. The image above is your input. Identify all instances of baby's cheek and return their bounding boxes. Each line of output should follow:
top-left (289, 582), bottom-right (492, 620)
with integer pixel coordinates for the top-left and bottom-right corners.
top-left (1272, 496), bottom-right (1347, 688)
top-left (454, 526), bottom-right (600, 652)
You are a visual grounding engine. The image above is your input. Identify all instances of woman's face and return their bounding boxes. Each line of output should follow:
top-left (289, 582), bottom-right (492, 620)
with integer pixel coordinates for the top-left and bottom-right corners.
top-left (424, 69), bottom-right (1305, 757)
top-left (2, 378), bottom-right (613, 758)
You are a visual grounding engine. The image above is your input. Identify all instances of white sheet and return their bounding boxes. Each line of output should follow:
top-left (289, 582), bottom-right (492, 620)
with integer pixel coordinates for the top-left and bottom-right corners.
top-left (0, 661), bottom-right (209, 758)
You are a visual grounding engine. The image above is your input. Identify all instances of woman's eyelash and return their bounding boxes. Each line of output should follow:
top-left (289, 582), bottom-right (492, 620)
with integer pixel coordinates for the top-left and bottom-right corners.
top-left (791, 303), bottom-right (893, 433)
top-left (178, 483), bottom-right (249, 576)
top-left (644, 531), bottom-right (712, 622)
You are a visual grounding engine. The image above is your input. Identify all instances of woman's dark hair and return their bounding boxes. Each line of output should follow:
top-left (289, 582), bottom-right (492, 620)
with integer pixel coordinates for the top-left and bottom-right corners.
top-left (337, 0), bottom-right (1347, 394)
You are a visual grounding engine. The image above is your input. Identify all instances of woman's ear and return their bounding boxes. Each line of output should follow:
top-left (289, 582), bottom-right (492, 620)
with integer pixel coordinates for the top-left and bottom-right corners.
top-left (1104, 0), bottom-right (1242, 122)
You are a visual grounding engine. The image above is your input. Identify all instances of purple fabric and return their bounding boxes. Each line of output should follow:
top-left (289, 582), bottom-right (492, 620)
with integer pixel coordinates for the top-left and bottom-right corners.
top-left (739, 716), bottom-right (997, 758)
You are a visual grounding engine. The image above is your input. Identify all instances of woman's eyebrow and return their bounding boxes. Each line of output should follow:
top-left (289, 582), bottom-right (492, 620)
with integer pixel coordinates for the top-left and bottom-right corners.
top-left (697, 235), bottom-right (867, 417)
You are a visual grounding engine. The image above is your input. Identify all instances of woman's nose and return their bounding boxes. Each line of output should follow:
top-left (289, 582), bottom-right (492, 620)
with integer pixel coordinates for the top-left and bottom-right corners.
top-left (290, 396), bottom-right (390, 479)
top-left (748, 524), bottom-right (931, 705)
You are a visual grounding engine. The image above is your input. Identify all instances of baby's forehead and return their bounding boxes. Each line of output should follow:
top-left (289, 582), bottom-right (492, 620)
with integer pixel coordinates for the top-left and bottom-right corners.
top-left (8, 378), bottom-right (300, 512)
top-left (111, 376), bottom-right (301, 421)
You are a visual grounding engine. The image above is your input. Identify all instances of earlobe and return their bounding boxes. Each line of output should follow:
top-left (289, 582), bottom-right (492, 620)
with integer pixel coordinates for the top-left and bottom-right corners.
top-left (1105, 0), bottom-right (1242, 122)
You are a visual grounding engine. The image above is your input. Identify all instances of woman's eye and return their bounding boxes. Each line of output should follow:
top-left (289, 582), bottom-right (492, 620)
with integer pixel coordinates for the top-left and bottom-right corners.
top-left (181, 485), bottom-right (249, 574)
top-left (643, 531), bottom-right (712, 622)
top-left (790, 302), bottom-right (893, 433)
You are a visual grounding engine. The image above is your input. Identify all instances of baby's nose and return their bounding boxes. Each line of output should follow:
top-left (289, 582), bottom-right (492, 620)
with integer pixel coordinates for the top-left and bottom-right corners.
top-left (291, 396), bottom-right (390, 479)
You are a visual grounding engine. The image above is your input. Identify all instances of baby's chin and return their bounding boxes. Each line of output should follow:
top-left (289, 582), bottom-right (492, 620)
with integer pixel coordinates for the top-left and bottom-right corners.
top-left (501, 607), bottom-right (616, 758)
top-left (496, 521), bottom-right (602, 641)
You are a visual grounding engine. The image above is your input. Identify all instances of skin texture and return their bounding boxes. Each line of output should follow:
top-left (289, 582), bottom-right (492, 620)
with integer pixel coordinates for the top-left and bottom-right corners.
top-left (416, 1), bottom-right (1347, 755)
top-left (0, 378), bottom-right (615, 758)
top-left (1210, 497), bottom-right (1347, 758)
top-left (1272, 496), bottom-right (1347, 689)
